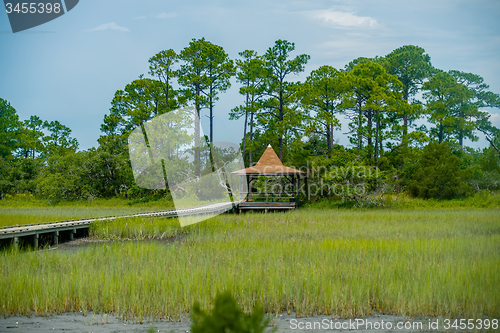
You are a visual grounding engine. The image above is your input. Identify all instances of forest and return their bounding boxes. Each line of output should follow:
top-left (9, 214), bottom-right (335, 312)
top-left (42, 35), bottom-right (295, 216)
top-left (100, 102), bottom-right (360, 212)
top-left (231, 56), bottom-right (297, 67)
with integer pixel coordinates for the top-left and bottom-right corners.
top-left (1, 39), bottom-right (499, 204)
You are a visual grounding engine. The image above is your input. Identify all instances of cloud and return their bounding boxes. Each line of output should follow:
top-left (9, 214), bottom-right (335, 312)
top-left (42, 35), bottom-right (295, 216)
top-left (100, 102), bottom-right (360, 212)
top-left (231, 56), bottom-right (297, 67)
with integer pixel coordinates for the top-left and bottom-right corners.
top-left (156, 12), bottom-right (178, 19)
top-left (133, 16), bottom-right (147, 20)
top-left (84, 22), bottom-right (130, 32)
top-left (306, 9), bottom-right (378, 29)
top-left (486, 110), bottom-right (500, 127)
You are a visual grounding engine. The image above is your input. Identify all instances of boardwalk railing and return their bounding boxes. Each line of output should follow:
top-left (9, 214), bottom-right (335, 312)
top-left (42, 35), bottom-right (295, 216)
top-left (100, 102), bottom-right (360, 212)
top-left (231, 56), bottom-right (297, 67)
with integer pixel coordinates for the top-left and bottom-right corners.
top-left (0, 201), bottom-right (237, 249)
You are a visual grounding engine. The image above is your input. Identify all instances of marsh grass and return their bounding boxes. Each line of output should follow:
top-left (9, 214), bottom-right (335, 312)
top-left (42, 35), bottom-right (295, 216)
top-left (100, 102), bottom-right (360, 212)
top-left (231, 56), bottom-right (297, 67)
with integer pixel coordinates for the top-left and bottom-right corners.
top-left (0, 209), bottom-right (499, 321)
top-left (89, 216), bottom-right (182, 240)
top-left (0, 198), bottom-right (175, 228)
top-left (305, 191), bottom-right (500, 210)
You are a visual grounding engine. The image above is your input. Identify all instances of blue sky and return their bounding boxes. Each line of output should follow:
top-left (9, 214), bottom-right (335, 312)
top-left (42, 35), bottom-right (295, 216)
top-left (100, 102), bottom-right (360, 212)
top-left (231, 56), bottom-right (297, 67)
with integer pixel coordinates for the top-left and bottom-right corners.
top-left (1, 0), bottom-right (499, 150)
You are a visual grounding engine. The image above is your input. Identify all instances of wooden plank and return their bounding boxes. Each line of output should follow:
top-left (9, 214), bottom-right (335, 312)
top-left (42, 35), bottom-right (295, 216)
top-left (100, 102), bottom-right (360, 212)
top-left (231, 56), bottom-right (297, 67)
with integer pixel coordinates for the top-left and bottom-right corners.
top-left (238, 202), bottom-right (296, 210)
top-left (239, 202), bottom-right (295, 206)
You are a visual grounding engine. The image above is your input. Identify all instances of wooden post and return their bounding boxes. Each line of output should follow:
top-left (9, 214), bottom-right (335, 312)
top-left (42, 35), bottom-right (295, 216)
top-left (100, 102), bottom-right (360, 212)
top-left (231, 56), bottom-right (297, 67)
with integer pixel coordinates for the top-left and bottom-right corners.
top-left (305, 176), bottom-right (309, 200)
top-left (248, 176), bottom-right (253, 202)
top-left (246, 176), bottom-right (251, 201)
top-left (53, 231), bottom-right (59, 246)
top-left (13, 236), bottom-right (19, 250)
top-left (70, 229), bottom-right (76, 241)
top-left (33, 233), bottom-right (39, 249)
top-left (296, 176), bottom-right (300, 203)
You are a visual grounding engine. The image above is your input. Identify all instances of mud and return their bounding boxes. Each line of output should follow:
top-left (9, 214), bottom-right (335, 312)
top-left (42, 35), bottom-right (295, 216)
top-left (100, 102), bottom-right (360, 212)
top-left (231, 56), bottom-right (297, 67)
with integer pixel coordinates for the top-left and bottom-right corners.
top-left (0, 312), bottom-right (450, 332)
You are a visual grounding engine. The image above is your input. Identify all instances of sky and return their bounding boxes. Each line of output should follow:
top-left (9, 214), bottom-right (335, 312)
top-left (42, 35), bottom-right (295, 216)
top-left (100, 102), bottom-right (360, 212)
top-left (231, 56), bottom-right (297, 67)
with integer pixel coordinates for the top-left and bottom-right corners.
top-left (1, 0), bottom-right (500, 151)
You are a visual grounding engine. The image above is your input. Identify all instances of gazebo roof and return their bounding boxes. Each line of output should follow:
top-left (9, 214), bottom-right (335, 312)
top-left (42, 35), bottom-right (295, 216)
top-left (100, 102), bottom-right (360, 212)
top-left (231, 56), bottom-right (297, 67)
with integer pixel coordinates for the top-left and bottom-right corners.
top-left (231, 145), bottom-right (305, 176)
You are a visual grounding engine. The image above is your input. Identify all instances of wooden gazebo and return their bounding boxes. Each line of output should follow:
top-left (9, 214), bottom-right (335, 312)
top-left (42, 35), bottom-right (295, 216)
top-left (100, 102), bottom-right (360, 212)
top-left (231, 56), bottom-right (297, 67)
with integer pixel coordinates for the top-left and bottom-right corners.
top-left (231, 145), bottom-right (305, 211)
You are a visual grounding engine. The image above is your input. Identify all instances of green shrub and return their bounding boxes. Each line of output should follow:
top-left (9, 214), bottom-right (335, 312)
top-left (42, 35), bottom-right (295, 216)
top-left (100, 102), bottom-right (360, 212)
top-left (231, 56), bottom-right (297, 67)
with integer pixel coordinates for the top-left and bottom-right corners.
top-left (191, 291), bottom-right (275, 333)
top-left (407, 142), bottom-right (472, 199)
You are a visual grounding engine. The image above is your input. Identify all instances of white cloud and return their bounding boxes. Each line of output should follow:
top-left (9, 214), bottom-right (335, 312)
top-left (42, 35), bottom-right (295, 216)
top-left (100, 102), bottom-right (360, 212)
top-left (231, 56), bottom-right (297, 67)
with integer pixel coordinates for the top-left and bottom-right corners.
top-left (306, 9), bottom-right (378, 29)
top-left (487, 110), bottom-right (500, 127)
top-left (84, 22), bottom-right (130, 32)
top-left (156, 12), bottom-right (178, 19)
top-left (133, 16), bottom-right (147, 20)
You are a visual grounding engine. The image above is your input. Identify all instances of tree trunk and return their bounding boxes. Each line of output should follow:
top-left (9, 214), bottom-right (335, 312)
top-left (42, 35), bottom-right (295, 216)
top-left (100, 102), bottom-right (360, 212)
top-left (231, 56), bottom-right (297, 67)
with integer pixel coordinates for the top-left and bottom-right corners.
top-left (166, 76), bottom-right (169, 110)
top-left (327, 102), bottom-right (333, 155)
top-left (379, 136), bottom-right (383, 157)
top-left (279, 85), bottom-right (284, 161)
top-left (161, 76), bottom-right (170, 111)
top-left (396, 87), bottom-right (410, 194)
top-left (485, 136), bottom-right (500, 156)
top-left (249, 104), bottom-right (254, 167)
top-left (357, 105), bottom-right (362, 151)
top-left (402, 87), bottom-right (409, 146)
top-left (209, 86), bottom-right (214, 145)
top-left (279, 136), bottom-right (283, 161)
top-left (367, 110), bottom-right (373, 160)
top-left (439, 123), bottom-right (444, 144)
top-left (107, 164), bottom-right (118, 197)
top-left (375, 109), bottom-right (380, 168)
top-left (195, 84), bottom-right (201, 177)
top-left (403, 115), bottom-right (408, 144)
top-left (242, 91), bottom-right (249, 165)
top-left (326, 124), bottom-right (332, 155)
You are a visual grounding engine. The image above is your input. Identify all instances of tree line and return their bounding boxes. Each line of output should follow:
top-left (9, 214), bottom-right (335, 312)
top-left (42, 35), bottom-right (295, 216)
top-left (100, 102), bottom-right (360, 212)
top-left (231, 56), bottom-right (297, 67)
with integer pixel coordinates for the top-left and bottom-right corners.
top-left (1, 39), bottom-right (499, 202)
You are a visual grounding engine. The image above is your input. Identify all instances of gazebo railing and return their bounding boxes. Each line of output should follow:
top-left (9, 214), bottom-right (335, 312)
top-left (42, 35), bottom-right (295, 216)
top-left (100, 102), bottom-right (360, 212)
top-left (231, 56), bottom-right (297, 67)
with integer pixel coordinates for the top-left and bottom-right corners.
top-left (240, 192), bottom-right (297, 203)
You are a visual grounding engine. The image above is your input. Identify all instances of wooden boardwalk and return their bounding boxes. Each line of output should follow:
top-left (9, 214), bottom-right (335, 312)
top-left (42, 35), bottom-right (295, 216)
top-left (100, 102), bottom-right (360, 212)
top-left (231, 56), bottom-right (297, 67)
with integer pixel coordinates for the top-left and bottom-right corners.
top-left (238, 202), bottom-right (297, 211)
top-left (0, 201), bottom-right (236, 249)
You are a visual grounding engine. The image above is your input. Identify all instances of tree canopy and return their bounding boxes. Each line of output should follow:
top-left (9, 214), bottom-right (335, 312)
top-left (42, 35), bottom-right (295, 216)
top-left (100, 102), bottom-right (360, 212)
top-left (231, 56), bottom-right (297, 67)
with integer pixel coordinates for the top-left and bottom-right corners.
top-left (1, 41), bottom-right (499, 203)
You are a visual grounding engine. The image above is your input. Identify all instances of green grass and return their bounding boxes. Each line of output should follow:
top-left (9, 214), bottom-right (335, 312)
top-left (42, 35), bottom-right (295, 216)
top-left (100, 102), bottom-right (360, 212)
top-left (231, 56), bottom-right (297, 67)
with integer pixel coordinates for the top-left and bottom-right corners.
top-left (0, 195), bottom-right (174, 208)
top-left (89, 216), bottom-right (183, 240)
top-left (0, 197), bottom-right (175, 228)
top-left (304, 191), bottom-right (500, 209)
top-left (2, 192), bottom-right (498, 228)
top-left (1, 209), bottom-right (499, 321)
